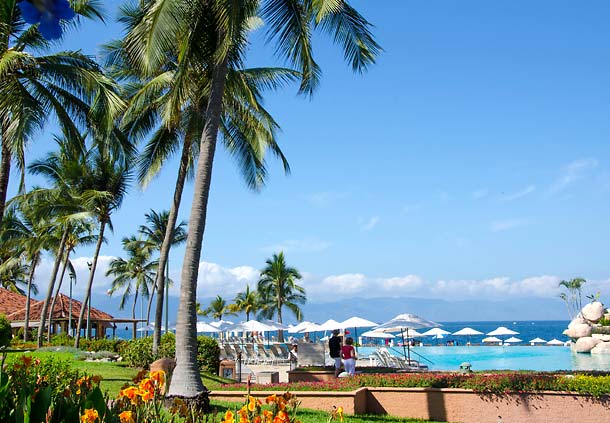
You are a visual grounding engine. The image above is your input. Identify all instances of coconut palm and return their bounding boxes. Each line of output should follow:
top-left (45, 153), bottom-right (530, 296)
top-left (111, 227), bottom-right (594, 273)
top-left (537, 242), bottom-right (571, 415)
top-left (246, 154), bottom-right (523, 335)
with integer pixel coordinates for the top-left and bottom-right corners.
top-left (106, 1), bottom-right (299, 355)
top-left (107, 236), bottom-right (157, 339)
top-left (73, 143), bottom-right (132, 348)
top-left (257, 252), bottom-right (305, 342)
top-left (0, 0), bottom-right (123, 227)
top-left (198, 295), bottom-right (236, 321)
top-left (127, 0), bottom-right (379, 397)
top-left (559, 278), bottom-right (587, 319)
top-left (232, 285), bottom-right (260, 322)
top-left (46, 219), bottom-right (97, 339)
top-left (0, 209), bottom-right (33, 295)
top-left (138, 209), bottom-right (186, 334)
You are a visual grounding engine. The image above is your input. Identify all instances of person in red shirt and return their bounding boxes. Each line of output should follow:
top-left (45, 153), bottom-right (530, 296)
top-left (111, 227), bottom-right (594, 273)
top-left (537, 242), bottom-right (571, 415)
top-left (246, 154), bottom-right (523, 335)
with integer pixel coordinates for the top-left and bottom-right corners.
top-left (341, 337), bottom-right (357, 376)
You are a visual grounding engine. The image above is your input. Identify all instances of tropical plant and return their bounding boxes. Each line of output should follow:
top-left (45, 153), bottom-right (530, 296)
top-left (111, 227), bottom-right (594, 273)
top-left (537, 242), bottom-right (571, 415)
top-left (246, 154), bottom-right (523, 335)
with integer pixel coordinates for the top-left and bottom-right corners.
top-left (0, 0), bottom-right (122, 228)
top-left (559, 278), bottom-right (587, 319)
top-left (258, 252), bottom-right (306, 341)
top-left (198, 295), bottom-right (236, 321)
top-left (106, 1), bottom-right (299, 356)
top-left (107, 236), bottom-right (157, 339)
top-left (125, 0), bottom-right (379, 398)
top-left (232, 285), bottom-right (260, 322)
top-left (73, 142), bottom-right (132, 348)
top-left (139, 209), bottom-right (187, 335)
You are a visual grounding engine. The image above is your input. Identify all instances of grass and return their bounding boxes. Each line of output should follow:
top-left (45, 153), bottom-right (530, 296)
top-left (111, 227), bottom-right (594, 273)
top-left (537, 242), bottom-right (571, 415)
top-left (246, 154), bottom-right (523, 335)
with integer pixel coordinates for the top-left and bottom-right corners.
top-left (211, 400), bottom-right (443, 423)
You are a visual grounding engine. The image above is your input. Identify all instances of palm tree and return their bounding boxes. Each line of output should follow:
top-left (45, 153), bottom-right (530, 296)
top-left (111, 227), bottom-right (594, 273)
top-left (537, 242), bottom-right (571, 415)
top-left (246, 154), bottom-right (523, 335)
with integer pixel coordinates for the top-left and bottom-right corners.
top-left (0, 0), bottom-right (122, 227)
top-left (47, 219), bottom-right (97, 339)
top-left (198, 295), bottom-right (236, 321)
top-left (559, 278), bottom-right (587, 319)
top-left (138, 209), bottom-right (186, 334)
top-left (258, 252), bottom-right (305, 342)
top-left (232, 285), bottom-right (260, 322)
top-left (107, 236), bottom-right (157, 339)
top-left (73, 143), bottom-right (132, 348)
top-left (127, 0), bottom-right (379, 398)
top-left (107, 2), bottom-right (298, 355)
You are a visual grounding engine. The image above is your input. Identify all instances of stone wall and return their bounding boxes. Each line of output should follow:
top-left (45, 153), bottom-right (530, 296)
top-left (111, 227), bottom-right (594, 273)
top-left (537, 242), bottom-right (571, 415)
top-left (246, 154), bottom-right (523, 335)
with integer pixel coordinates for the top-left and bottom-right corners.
top-left (210, 388), bottom-right (610, 423)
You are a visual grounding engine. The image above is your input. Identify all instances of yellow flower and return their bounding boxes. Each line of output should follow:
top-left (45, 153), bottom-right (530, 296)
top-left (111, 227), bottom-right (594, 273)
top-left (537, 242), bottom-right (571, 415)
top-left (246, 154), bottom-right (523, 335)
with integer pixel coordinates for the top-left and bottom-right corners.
top-left (119, 411), bottom-right (135, 423)
top-left (150, 370), bottom-right (165, 388)
top-left (337, 406), bottom-right (344, 423)
top-left (80, 408), bottom-right (99, 423)
top-left (263, 410), bottom-right (274, 423)
top-left (222, 410), bottom-right (236, 423)
top-left (248, 398), bottom-right (257, 412)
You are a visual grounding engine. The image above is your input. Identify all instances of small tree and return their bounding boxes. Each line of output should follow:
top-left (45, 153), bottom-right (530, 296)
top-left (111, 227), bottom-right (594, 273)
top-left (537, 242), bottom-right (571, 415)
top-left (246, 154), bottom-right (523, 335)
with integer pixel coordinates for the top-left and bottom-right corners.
top-left (559, 277), bottom-right (587, 319)
top-left (0, 314), bottom-right (11, 348)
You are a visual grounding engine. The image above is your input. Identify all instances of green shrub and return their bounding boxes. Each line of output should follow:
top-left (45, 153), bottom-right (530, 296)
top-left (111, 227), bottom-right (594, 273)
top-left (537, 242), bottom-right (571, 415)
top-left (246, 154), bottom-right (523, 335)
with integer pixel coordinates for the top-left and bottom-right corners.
top-left (159, 332), bottom-right (176, 358)
top-left (197, 335), bottom-right (220, 374)
top-left (122, 336), bottom-right (155, 368)
top-left (598, 317), bottom-right (610, 326)
top-left (80, 337), bottom-right (126, 353)
top-left (50, 332), bottom-right (73, 346)
top-left (0, 314), bottom-right (11, 348)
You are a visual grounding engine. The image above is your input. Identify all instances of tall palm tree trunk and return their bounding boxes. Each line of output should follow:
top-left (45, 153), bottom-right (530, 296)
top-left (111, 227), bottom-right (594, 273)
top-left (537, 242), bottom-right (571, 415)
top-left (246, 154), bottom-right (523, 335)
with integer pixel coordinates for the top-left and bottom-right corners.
top-left (277, 301), bottom-right (283, 342)
top-left (132, 290), bottom-right (139, 340)
top-left (168, 59), bottom-right (229, 398)
top-left (152, 137), bottom-right (192, 355)
top-left (47, 250), bottom-right (71, 339)
top-left (0, 139), bottom-right (11, 226)
top-left (74, 221), bottom-right (106, 348)
top-left (23, 257), bottom-right (38, 342)
top-left (145, 283), bottom-right (156, 336)
top-left (37, 228), bottom-right (69, 347)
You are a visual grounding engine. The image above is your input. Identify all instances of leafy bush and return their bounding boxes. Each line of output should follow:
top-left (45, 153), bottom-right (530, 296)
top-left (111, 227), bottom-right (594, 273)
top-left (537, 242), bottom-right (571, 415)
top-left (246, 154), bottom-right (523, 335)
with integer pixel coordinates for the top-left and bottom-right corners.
top-left (197, 335), bottom-right (220, 374)
top-left (50, 332), bottom-right (73, 346)
top-left (159, 332), bottom-right (176, 358)
top-left (598, 317), bottom-right (610, 326)
top-left (80, 337), bottom-right (126, 353)
top-left (122, 337), bottom-right (156, 368)
top-left (0, 314), bottom-right (11, 348)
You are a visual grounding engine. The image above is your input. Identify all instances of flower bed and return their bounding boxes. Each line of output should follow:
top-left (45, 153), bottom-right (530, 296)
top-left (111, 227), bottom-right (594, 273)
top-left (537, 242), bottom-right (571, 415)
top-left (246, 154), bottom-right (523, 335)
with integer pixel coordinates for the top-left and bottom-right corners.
top-left (219, 372), bottom-right (610, 397)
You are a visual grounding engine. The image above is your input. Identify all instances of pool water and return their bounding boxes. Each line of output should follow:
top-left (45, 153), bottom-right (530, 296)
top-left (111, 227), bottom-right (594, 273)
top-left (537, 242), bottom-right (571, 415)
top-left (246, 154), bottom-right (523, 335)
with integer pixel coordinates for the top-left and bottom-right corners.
top-left (358, 346), bottom-right (610, 372)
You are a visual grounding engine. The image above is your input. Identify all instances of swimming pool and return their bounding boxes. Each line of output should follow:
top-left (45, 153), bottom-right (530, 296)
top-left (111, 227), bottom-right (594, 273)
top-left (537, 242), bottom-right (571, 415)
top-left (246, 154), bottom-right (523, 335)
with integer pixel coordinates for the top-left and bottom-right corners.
top-left (358, 346), bottom-right (610, 372)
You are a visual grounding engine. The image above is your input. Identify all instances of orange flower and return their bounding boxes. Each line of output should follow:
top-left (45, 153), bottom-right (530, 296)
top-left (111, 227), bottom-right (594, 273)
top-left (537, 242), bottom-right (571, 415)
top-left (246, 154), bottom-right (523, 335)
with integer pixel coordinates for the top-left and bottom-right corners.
top-left (21, 356), bottom-right (33, 368)
top-left (80, 408), bottom-right (99, 423)
top-left (253, 417), bottom-right (262, 423)
top-left (91, 375), bottom-right (102, 384)
top-left (139, 378), bottom-right (155, 392)
top-left (138, 388), bottom-right (154, 402)
top-left (265, 394), bottom-right (277, 404)
top-left (273, 410), bottom-right (290, 423)
top-left (150, 370), bottom-right (165, 388)
top-left (239, 406), bottom-right (248, 418)
top-left (119, 386), bottom-right (140, 404)
top-left (222, 410), bottom-right (235, 423)
top-left (119, 411), bottom-right (135, 423)
top-left (248, 397), bottom-right (257, 412)
top-left (263, 410), bottom-right (274, 423)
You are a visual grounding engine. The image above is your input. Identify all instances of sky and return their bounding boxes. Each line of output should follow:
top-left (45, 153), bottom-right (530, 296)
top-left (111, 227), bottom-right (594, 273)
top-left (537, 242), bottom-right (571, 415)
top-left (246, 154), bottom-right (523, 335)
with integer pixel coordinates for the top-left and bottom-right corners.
top-left (16, 0), bottom-right (610, 320)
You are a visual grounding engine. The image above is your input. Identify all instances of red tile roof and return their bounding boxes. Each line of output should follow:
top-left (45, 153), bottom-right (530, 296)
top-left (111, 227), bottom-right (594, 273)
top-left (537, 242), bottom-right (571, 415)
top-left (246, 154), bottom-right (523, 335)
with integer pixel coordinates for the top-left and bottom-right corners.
top-left (7, 293), bottom-right (114, 321)
top-left (0, 288), bottom-right (38, 316)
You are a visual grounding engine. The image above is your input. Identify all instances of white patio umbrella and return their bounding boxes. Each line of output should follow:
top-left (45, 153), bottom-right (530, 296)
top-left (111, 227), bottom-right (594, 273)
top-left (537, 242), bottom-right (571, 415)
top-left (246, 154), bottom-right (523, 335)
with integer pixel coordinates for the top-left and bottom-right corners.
top-left (452, 327), bottom-right (483, 345)
top-left (210, 320), bottom-right (235, 331)
top-left (487, 326), bottom-right (519, 344)
top-left (504, 336), bottom-right (522, 344)
top-left (196, 321), bottom-right (221, 333)
top-left (262, 320), bottom-right (290, 331)
top-left (374, 313), bottom-right (440, 363)
top-left (547, 339), bottom-right (565, 346)
top-left (317, 319), bottom-right (342, 331)
top-left (529, 337), bottom-right (547, 345)
top-left (421, 327), bottom-right (450, 344)
top-left (232, 320), bottom-right (273, 332)
top-left (361, 330), bottom-right (395, 338)
top-left (340, 316), bottom-right (378, 352)
top-left (482, 336), bottom-right (502, 344)
top-left (137, 323), bottom-right (155, 332)
top-left (288, 321), bottom-right (316, 333)
top-left (295, 322), bottom-right (322, 333)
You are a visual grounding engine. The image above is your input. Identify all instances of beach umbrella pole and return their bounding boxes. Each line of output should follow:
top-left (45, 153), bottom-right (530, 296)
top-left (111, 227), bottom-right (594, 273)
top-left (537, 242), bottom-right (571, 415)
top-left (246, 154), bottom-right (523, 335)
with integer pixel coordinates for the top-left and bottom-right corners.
top-left (400, 329), bottom-right (407, 361)
top-left (406, 328), bottom-right (411, 363)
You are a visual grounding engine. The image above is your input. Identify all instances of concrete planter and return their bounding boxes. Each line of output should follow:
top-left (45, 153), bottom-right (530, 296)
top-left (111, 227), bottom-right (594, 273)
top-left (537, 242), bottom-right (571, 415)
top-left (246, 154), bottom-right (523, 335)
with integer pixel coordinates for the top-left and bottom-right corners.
top-left (210, 388), bottom-right (610, 423)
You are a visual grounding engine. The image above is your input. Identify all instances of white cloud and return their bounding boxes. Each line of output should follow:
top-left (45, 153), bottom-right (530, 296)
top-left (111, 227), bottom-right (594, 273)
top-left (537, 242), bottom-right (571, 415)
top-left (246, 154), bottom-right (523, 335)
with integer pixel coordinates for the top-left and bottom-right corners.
top-left (262, 238), bottom-right (331, 253)
top-left (194, 262), bottom-right (259, 298)
top-left (549, 158), bottom-right (598, 194)
top-left (381, 275), bottom-right (423, 291)
top-left (502, 185), bottom-right (536, 202)
top-left (491, 218), bottom-right (529, 232)
top-left (361, 216), bottom-right (380, 231)
top-left (431, 275), bottom-right (562, 299)
top-left (321, 273), bottom-right (367, 295)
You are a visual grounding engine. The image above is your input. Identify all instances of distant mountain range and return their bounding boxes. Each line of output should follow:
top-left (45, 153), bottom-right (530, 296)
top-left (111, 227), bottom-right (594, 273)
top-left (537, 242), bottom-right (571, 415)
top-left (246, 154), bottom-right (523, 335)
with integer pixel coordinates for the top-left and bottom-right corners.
top-left (79, 294), bottom-right (569, 325)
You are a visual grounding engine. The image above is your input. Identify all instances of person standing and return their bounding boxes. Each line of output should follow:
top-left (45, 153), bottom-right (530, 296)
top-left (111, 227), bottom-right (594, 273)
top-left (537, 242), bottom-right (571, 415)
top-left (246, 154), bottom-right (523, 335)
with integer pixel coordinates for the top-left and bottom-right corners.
top-left (341, 337), bottom-right (357, 376)
top-left (329, 329), bottom-right (342, 377)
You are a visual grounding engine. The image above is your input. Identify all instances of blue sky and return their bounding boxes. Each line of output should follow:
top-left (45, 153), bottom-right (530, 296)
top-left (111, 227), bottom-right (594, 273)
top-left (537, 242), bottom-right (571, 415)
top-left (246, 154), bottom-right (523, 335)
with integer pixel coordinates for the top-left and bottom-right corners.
top-left (19, 1), bottom-right (610, 317)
